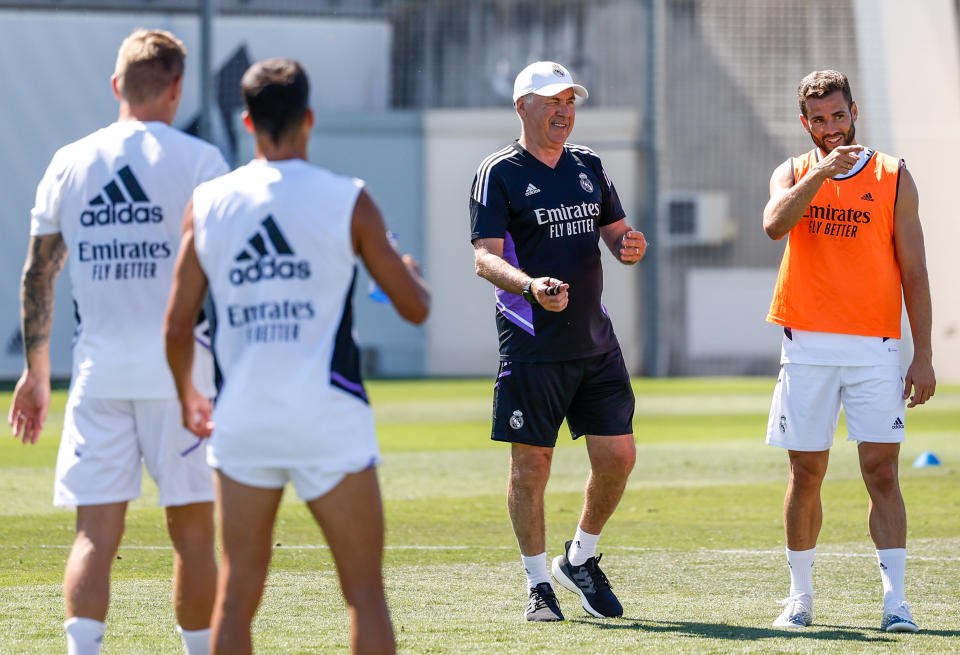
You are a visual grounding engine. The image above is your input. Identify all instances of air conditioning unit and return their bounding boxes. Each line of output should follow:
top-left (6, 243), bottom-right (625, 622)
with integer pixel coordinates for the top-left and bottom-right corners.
top-left (660, 191), bottom-right (735, 246)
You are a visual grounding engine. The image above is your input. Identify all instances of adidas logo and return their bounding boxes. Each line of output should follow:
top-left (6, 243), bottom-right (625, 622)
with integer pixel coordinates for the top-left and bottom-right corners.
top-left (80, 165), bottom-right (162, 227)
top-left (891, 417), bottom-right (904, 430)
top-left (525, 183), bottom-right (540, 197)
top-left (861, 192), bottom-right (875, 202)
top-left (229, 215), bottom-right (310, 285)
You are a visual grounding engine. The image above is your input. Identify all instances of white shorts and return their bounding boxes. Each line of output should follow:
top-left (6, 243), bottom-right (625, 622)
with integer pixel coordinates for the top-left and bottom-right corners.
top-left (214, 455), bottom-right (379, 502)
top-left (766, 363), bottom-right (906, 451)
top-left (54, 396), bottom-right (214, 508)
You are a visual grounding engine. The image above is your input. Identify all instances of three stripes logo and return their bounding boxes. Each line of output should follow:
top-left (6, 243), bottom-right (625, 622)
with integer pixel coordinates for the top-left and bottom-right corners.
top-left (80, 165), bottom-right (163, 227)
top-left (229, 215), bottom-right (310, 286)
top-left (524, 183), bottom-right (540, 197)
top-left (860, 192), bottom-right (875, 202)
top-left (891, 417), bottom-right (904, 430)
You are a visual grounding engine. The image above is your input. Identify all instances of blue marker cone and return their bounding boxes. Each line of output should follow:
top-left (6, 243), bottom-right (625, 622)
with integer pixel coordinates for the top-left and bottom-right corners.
top-left (912, 451), bottom-right (941, 468)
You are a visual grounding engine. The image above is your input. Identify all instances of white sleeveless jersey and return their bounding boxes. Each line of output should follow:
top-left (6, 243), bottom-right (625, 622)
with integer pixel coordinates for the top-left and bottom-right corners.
top-left (30, 121), bottom-right (228, 398)
top-left (192, 159), bottom-right (377, 469)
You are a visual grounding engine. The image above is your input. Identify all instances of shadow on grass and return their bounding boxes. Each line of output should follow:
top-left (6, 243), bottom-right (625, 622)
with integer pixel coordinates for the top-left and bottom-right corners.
top-left (566, 617), bottom-right (960, 643)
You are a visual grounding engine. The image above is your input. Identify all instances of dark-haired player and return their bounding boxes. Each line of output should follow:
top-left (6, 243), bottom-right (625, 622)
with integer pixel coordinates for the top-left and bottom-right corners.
top-left (763, 69), bottom-right (934, 632)
top-left (165, 58), bottom-right (430, 655)
top-left (470, 61), bottom-right (646, 622)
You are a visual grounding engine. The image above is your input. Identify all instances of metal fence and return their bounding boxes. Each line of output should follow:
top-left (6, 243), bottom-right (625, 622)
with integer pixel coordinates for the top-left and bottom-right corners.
top-left (2, 0), bottom-right (918, 376)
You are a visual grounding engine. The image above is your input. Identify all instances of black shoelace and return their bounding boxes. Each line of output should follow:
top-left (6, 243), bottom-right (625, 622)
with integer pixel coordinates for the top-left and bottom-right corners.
top-left (530, 586), bottom-right (557, 610)
top-left (584, 555), bottom-right (613, 591)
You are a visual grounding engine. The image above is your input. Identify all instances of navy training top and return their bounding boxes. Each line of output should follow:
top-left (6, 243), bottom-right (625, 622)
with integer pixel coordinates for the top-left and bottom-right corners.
top-left (469, 141), bottom-right (625, 362)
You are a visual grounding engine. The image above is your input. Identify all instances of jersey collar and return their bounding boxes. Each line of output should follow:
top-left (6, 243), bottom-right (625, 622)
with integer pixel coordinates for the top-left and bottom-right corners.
top-left (816, 146), bottom-right (875, 180)
top-left (512, 140), bottom-right (569, 171)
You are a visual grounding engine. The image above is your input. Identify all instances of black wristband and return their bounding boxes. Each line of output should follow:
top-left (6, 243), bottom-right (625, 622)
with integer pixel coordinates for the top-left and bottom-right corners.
top-left (521, 279), bottom-right (538, 306)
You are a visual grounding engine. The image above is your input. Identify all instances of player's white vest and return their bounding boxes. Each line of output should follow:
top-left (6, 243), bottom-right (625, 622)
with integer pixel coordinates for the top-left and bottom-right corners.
top-left (192, 158), bottom-right (377, 468)
top-left (30, 121), bottom-right (227, 398)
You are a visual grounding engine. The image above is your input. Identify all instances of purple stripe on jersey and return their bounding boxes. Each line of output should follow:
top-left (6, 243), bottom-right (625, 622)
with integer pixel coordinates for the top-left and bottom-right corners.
top-left (496, 297), bottom-right (535, 335)
top-left (502, 230), bottom-right (520, 268)
top-left (331, 370), bottom-right (368, 400)
top-left (179, 438), bottom-right (203, 457)
top-left (495, 231), bottom-right (535, 335)
top-left (195, 336), bottom-right (212, 352)
top-left (601, 303), bottom-right (609, 317)
top-left (497, 370), bottom-right (512, 379)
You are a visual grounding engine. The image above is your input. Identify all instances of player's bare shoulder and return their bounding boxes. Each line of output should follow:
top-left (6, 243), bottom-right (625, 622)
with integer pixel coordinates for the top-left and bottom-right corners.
top-left (893, 160), bottom-right (920, 220)
top-left (769, 158), bottom-right (795, 196)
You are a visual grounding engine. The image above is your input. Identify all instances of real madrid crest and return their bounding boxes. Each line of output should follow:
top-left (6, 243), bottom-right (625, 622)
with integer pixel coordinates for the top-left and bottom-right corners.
top-left (779, 415), bottom-right (787, 433)
top-left (579, 172), bottom-right (594, 193)
top-left (509, 410), bottom-right (524, 430)
top-left (552, 64), bottom-right (565, 78)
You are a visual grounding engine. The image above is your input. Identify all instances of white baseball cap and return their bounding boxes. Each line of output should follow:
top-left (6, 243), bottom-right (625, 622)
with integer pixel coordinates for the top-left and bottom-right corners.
top-left (512, 61), bottom-right (589, 102)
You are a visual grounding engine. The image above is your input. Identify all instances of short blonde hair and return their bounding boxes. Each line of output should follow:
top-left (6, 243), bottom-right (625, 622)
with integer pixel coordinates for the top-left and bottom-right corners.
top-left (114, 29), bottom-right (186, 104)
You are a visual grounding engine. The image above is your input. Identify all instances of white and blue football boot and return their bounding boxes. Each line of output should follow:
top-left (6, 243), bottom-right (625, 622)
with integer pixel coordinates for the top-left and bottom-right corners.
top-left (772, 594), bottom-right (813, 628)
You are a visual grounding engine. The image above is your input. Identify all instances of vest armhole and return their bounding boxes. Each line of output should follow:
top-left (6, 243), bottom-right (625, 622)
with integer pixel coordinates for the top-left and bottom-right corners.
top-left (894, 158), bottom-right (905, 210)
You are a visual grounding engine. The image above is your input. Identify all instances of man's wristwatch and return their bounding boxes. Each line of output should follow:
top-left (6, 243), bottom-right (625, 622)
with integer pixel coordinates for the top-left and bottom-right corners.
top-left (521, 279), bottom-right (538, 306)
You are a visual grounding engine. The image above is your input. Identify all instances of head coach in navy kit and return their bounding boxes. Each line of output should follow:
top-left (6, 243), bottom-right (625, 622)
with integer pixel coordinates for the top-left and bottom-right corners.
top-left (469, 61), bottom-right (648, 622)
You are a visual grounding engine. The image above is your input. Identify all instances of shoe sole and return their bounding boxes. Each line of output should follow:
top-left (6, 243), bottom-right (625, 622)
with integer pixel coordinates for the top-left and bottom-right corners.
top-left (551, 555), bottom-right (611, 619)
top-left (884, 622), bottom-right (919, 633)
top-left (525, 613), bottom-right (563, 622)
top-left (772, 619), bottom-right (811, 629)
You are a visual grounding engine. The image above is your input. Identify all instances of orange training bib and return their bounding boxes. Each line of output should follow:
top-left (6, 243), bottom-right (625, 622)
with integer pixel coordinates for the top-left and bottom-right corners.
top-left (767, 148), bottom-right (903, 338)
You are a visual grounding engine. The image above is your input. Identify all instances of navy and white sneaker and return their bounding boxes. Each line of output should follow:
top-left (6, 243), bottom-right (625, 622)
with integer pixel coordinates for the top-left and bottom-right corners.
top-left (551, 540), bottom-right (623, 618)
top-left (525, 582), bottom-right (564, 622)
top-left (772, 594), bottom-right (813, 628)
top-left (881, 601), bottom-right (919, 633)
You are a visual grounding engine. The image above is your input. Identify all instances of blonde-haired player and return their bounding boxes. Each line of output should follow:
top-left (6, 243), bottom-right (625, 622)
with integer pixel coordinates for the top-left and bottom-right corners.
top-left (9, 29), bottom-right (229, 655)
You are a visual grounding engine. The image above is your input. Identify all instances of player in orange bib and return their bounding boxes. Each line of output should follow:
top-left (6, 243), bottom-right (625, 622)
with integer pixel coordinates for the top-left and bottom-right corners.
top-left (762, 70), bottom-right (935, 632)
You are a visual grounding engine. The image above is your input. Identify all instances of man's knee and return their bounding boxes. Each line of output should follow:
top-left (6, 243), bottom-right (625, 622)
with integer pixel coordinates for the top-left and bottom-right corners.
top-left (788, 451), bottom-right (829, 491)
top-left (589, 436), bottom-right (636, 480)
top-left (166, 502), bottom-right (215, 554)
top-left (70, 530), bottom-right (121, 570)
top-left (861, 458), bottom-right (900, 494)
top-left (72, 513), bottom-right (126, 566)
top-left (509, 446), bottom-right (553, 488)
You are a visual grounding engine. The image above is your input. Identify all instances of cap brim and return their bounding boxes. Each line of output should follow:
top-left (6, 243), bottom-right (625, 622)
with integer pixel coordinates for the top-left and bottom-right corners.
top-left (532, 83), bottom-right (589, 100)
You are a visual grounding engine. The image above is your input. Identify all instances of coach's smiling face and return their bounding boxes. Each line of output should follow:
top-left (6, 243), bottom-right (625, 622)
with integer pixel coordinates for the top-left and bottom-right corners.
top-left (518, 87), bottom-right (577, 152)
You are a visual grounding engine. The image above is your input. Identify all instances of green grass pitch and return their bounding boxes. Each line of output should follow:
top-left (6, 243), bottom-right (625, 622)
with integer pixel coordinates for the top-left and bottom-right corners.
top-left (1, 378), bottom-right (958, 653)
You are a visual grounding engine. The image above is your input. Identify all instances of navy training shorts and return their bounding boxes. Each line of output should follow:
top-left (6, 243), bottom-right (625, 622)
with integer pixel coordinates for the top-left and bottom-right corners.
top-left (490, 348), bottom-right (635, 447)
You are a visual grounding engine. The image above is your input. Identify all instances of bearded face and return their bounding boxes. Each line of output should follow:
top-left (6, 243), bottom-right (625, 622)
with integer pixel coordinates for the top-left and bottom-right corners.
top-left (801, 90), bottom-right (857, 153)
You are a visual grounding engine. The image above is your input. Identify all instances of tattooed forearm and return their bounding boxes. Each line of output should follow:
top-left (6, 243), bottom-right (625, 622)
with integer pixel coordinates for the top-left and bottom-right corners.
top-left (20, 234), bottom-right (67, 362)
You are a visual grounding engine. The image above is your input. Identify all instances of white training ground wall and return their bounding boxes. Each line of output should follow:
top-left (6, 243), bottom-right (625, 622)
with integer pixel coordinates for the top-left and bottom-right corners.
top-left (1, 4), bottom-right (956, 382)
top-left (853, 0), bottom-right (960, 382)
top-left (0, 10), bottom-right (390, 379)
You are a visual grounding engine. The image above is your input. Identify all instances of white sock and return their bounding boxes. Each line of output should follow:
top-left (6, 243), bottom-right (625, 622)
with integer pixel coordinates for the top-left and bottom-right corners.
top-left (786, 547), bottom-right (815, 599)
top-left (177, 625), bottom-right (211, 655)
top-left (877, 548), bottom-right (907, 609)
top-left (65, 617), bottom-right (105, 655)
top-left (521, 552), bottom-right (552, 591)
top-left (567, 526), bottom-right (600, 566)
